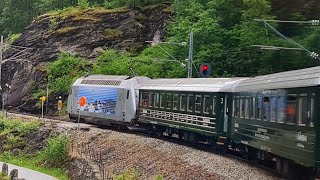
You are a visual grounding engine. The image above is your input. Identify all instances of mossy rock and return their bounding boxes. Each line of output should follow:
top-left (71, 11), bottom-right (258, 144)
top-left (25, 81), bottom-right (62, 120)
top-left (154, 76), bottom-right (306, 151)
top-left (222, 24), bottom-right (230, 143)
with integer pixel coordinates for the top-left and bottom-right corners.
top-left (104, 29), bottom-right (123, 40)
top-left (55, 27), bottom-right (78, 35)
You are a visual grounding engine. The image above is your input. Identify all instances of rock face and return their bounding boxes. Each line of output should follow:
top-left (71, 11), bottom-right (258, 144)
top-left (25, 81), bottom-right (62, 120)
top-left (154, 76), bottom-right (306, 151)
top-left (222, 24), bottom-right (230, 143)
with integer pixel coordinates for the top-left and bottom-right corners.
top-left (2, 4), bottom-right (172, 113)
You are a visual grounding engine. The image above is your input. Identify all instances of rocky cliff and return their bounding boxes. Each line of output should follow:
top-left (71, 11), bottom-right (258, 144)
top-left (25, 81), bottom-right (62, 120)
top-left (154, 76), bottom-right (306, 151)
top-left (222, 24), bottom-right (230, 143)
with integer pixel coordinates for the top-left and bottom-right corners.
top-left (2, 4), bottom-right (172, 113)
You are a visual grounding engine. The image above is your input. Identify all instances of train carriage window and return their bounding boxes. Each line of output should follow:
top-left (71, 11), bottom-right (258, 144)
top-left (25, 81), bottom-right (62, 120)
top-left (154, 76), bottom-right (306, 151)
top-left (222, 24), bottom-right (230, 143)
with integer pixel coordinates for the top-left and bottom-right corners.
top-left (154, 93), bottom-right (160, 108)
top-left (187, 94), bottom-right (194, 112)
top-left (250, 97), bottom-right (256, 119)
top-left (298, 94), bottom-right (308, 126)
top-left (166, 93), bottom-right (172, 110)
top-left (212, 96), bottom-right (216, 115)
top-left (160, 93), bottom-right (166, 109)
top-left (233, 97), bottom-right (239, 117)
top-left (263, 97), bottom-right (270, 121)
top-left (148, 92), bottom-right (154, 108)
top-left (173, 94), bottom-right (179, 110)
top-left (286, 94), bottom-right (297, 125)
top-left (270, 96), bottom-right (277, 122)
top-left (180, 94), bottom-right (187, 111)
top-left (240, 98), bottom-right (245, 118)
top-left (140, 92), bottom-right (148, 107)
top-left (277, 96), bottom-right (285, 123)
top-left (203, 95), bottom-right (211, 114)
top-left (245, 98), bottom-right (249, 119)
top-left (310, 93), bottom-right (315, 127)
top-left (195, 95), bottom-right (202, 113)
top-left (257, 96), bottom-right (262, 120)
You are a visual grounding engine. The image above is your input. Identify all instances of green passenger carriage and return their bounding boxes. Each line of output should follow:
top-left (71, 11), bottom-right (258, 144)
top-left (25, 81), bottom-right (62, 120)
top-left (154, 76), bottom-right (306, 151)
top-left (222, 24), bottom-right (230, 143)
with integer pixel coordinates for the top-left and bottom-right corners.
top-left (138, 78), bottom-right (244, 143)
top-left (231, 66), bottom-right (320, 178)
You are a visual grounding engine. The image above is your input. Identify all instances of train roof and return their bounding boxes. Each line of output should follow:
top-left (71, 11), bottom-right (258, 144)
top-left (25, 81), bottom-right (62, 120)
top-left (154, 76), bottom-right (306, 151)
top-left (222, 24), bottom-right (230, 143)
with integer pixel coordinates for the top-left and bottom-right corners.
top-left (139, 78), bottom-right (247, 92)
top-left (235, 66), bottom-right (320, 92)
top-left (73, 75), bottom-right (149, 87)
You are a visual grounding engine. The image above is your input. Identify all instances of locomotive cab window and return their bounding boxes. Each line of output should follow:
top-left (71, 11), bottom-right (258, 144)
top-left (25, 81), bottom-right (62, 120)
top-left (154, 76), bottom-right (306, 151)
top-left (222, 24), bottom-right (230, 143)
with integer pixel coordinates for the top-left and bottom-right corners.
top-left (187, 94), bottom-right (194, 112)
top-left (203, 95), bottom-right (211, 114)
top-left (180, 94), bottom-right (187, 111)
top-left (195, 95), bottom-right (202, 113)
top-left (286, 94), bottom-right (297, 125)
top-left (173, 94), bottom-right (179, 110)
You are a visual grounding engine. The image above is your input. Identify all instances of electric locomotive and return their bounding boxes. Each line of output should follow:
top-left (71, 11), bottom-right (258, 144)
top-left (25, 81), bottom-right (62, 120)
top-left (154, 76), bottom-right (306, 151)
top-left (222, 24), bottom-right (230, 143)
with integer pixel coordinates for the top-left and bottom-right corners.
top-left (67, 75), bottom-right (149, 127)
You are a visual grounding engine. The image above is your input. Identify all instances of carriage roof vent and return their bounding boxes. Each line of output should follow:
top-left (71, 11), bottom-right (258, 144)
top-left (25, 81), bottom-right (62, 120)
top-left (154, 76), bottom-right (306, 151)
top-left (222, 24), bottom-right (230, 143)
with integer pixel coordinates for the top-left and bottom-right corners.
top-left (80, 79), bottom-right (122, 86)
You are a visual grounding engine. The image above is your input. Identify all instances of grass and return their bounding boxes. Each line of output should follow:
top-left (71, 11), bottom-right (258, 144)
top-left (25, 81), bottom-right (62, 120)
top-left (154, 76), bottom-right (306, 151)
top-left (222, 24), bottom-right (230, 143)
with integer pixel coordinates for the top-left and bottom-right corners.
top-left (0, 118), bottom-right (68, 180)
top-left (0, 152), bottom-right (68, 180)
top-left (0, 117), bottom-right (40, 136)
top-left (46, 7), bottom-right (130, 20)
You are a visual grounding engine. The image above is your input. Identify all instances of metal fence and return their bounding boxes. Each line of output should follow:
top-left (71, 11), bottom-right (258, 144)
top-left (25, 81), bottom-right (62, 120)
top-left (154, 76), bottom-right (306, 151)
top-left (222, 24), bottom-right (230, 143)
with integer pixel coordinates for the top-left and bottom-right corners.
top-left (70, 140), bottom-right (112, 180)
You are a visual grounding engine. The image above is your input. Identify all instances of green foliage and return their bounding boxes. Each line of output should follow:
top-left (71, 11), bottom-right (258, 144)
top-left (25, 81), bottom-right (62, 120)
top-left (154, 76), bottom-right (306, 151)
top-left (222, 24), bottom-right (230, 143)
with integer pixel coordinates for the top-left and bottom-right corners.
top-left (48, 52), bottom-right (91, 94)
top-left (0, 152), bottom-right (68, 180)
top-left (38, 135), bottom-right (70, 168)
top-left (155, 175), bottom-right (164, 180)
top-left (0, 172), bottom-right (9, 180)
top-left (77, 0), bottom-right (90, 9)
top-left (0, 117), bottom-right (40, 136)
top-left (114, 169), bottom-right (138, 180)
top-left (93, 49), bottom-right (131, 75)
top-left (6, 33), bottom-right (21, 44)
top-left (49, 18), bottom-right (58, 29)
top-left (0, 117), bottom-right (40, 151)
top-left (5, 134), bottom-right (25, 150)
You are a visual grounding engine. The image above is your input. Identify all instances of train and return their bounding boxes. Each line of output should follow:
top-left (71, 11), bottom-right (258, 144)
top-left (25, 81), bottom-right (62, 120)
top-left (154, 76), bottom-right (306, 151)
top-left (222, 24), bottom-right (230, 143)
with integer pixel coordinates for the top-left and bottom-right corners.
top-left (67, 66), bottom-right (320, 180)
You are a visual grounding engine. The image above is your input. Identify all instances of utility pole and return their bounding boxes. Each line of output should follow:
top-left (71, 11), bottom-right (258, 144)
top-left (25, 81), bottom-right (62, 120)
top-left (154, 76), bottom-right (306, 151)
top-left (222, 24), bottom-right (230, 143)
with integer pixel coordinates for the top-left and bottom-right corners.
top-left (46, 82), bottom-right (49, 115)
top-left (188, 32), bottom-right (193, 78)
top-left (0, 36), bottom-right (3, 111)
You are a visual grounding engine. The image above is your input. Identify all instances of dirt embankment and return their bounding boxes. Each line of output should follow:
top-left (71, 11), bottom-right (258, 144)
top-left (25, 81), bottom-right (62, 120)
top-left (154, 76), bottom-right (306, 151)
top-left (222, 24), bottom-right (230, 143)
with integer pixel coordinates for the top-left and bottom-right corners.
top-left (6, 113), bottom-right (282, 180)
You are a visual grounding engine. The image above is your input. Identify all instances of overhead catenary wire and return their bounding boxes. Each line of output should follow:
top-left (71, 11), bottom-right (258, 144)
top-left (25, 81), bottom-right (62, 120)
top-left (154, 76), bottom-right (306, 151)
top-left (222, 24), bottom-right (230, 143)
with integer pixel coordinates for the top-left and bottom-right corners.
top-left (254, 19), bottom-right (320, 60)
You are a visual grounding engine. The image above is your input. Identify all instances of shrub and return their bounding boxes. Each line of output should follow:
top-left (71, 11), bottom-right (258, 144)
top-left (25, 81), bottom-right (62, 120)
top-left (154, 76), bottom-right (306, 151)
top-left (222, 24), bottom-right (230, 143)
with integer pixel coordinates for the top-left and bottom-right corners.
top-left (0, 118), bottom-right (40, 136)
top-left (6, 33), bottom-right (21, 44)
top-left (114, 169), bottom-right (138, 180)
top-left (39, 135), bottom-right (70, 167)
top-left (77, 0), bottom-right (89, 9)
top-left (47, 52), bottom-right (91, 94)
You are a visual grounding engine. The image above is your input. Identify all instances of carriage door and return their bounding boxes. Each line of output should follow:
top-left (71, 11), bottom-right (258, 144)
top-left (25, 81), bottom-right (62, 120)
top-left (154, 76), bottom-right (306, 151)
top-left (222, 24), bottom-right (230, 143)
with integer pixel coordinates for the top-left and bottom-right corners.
top-left (223, 95), bottom-right (229, 132)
